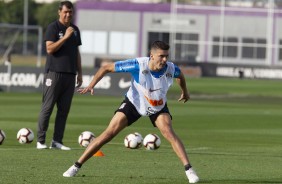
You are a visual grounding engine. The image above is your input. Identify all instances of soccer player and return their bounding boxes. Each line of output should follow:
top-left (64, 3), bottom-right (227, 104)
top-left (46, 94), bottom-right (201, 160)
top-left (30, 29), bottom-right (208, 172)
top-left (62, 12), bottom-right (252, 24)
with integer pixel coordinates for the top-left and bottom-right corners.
top-left (63, 41), bottom-right (199, 183)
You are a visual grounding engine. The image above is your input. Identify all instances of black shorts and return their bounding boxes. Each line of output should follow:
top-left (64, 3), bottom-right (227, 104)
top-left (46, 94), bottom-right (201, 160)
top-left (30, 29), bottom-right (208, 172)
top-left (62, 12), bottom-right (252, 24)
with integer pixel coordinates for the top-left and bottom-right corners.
top-left (115, 97), bottom-right (172, 127)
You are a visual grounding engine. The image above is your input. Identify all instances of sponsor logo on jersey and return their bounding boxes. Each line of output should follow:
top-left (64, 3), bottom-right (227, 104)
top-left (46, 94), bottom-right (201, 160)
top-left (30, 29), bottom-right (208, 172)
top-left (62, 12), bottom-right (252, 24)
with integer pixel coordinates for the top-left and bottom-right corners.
top-left (146, 107), bottom-right (158, 116)
top-left (149, 88), bottom-right (161, 93)
top-left (144, 96), bottom-right (163, 106)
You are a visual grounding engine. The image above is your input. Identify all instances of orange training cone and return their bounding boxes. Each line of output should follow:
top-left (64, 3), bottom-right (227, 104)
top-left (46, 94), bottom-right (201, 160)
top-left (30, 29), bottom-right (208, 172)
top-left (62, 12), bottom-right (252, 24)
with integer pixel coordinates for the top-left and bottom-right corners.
top-left (93, 150), bottom-right (105, 157)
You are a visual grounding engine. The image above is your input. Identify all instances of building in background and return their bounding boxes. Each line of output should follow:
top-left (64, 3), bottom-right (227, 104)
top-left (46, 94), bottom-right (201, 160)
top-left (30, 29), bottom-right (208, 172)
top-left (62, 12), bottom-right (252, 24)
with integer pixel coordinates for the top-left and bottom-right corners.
top-left (1, 0), bottom-right (282, 94)
top-left (75, 1), bottom-right (282, 68)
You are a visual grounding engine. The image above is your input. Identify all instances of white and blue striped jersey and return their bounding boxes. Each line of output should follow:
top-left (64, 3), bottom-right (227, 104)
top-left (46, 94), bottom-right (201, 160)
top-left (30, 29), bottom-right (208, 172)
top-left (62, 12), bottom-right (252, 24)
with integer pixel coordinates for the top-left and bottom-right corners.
top-left (114, 57), bottom-right (180, 116)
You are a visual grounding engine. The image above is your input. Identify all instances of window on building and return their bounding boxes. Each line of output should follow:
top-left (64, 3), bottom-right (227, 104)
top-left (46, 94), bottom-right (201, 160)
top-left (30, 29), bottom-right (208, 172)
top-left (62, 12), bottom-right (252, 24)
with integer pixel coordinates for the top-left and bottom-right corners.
top-left (242, 38), bottom-right (254, 58)
top-left (212, 37), bottom-right (238, 58)
top-left (174, 33), bottom-right (199, 62)
top-left (242, 38), bottom-right (266, 59)
top-left (257, 39), bottom-right (266, 59)
top-left (225, 37), bottom-right (238, 58)
top-left (148, 32), bottom-right (199, 62)
top-left (80, 31), bottom-right (107, 54)
top-left (109, 31), bottom-right (137, 55)
top-left (212, 37), bottom-right (220, 57)
top-left (279, 40), bottom-right (282, 61)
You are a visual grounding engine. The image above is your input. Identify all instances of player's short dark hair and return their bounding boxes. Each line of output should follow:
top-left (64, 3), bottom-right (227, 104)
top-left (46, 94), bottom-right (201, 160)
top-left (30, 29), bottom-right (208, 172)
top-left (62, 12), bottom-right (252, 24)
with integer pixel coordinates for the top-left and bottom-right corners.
top-left (150, 41), bottom-right (170, 51)
top-left (59, 1), bottom-right (73, 10)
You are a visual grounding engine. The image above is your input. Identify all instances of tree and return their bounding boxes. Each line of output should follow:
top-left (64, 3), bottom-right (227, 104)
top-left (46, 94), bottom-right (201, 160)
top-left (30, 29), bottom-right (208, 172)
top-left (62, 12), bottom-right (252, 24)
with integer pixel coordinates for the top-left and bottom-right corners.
top-left (0, 0), bottom-right (24, 24)
top-left (35, 2), bottom-right (58, 31)
top-left (0, 0), bottom-right (38, 25)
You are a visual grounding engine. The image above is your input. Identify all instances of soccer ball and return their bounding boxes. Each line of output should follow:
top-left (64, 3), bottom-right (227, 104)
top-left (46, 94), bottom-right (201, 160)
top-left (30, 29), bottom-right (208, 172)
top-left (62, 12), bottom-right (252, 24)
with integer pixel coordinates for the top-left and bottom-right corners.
top-left (0, 129), bottom-right (6, 145)
top-left (143, 133), bottom-right (161, 150)
top-left (78, 131), bottom-right (95, 147)
top-left (17, 128), bottom-right (34, 144)
top-left (124, 132), bottom-right (143, 149)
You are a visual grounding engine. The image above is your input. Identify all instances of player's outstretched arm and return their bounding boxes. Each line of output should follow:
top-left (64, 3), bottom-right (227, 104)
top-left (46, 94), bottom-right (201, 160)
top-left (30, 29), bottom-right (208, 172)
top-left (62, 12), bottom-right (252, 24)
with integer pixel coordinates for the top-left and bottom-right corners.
top-left (175, 71), bottom-right (190, 103)
top-left (77, 63), bottom-right (115, 95)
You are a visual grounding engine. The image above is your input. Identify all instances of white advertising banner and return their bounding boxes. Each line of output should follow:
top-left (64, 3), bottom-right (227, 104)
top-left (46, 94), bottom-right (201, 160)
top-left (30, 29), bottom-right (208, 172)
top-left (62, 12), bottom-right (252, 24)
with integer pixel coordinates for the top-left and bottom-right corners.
top-left (0, 66), bottom-right (131, 95)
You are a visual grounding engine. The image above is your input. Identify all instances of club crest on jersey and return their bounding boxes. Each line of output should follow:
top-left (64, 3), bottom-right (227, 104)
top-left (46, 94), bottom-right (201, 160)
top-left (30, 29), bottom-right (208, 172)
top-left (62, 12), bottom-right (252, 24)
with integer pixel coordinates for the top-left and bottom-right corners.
top-left (59, 31), bottom-right (63, 39)
top-left (166, 73), bottom-right (172, 78)
top-left (45, 79), bottom-right (52, 87)
top-left (142, 70), bottom-right (149, 74)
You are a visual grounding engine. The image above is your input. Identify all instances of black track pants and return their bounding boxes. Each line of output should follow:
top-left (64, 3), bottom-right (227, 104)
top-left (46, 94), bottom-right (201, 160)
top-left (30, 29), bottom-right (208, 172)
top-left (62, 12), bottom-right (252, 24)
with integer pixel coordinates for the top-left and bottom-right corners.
top-left (37, 71), bottom-right (75, 143)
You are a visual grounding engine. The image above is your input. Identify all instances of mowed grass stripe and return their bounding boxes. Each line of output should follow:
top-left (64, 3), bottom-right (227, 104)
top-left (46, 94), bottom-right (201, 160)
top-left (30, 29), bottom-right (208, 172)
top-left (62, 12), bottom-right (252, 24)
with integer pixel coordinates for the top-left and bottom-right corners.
top-left (0, 77), bottom-right (282, 184)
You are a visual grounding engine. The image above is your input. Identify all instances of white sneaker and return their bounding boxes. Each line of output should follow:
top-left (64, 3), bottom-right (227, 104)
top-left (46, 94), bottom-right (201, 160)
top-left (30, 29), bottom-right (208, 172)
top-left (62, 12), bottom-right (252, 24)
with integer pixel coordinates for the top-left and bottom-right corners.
top-left (63, 165), bottom-right (80, 177)
top-left (185, 168), bottom-right (199, 183)
top-left (37, 142), bottom-right (48, 149)
top-left (50, 141), bottom-right (71, 150)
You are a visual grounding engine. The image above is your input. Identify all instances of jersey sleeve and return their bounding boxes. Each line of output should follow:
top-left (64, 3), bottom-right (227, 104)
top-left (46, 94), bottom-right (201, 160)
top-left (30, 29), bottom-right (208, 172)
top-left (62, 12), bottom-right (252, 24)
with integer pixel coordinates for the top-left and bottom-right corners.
top-left (45, 23), bottom-right (57, 42)
top-left (174, 64), bottom-right (181, 78)
top-left (114, 59), bottom-right (139, 73)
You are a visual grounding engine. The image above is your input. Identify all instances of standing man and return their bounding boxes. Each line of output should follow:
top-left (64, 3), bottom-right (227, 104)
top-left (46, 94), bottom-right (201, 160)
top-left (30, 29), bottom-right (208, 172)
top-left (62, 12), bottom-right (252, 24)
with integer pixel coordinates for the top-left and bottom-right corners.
top-left (36, 1), bottom-right (83, 150)
top-left (63, 41), bottom-right (199, 183)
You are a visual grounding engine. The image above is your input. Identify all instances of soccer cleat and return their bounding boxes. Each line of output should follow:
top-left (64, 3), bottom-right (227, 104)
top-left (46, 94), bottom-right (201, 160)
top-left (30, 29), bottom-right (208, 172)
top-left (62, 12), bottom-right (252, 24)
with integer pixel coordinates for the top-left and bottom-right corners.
top-left (49, 140), bottom-right (71, 150)
top-left (63, 165), bottom-right (80, 177)
top-left (36, 142), bottom-right (48, 149)
top-left (185, 168), bottom-right (200, 183)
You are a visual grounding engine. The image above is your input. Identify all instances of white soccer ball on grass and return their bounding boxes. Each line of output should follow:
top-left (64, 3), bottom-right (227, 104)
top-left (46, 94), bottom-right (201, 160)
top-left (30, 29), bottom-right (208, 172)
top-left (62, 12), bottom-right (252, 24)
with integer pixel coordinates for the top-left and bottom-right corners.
top-left (143, 133), bottom-right (161, 150)
top-left (17, 128), bottom-right (34, 144)
top-left (78, 131), bottom-right (95, 147)
top-left (124, 132), bottom-right (143, 149)
top-left (0, 129), bottom-right (6, 145)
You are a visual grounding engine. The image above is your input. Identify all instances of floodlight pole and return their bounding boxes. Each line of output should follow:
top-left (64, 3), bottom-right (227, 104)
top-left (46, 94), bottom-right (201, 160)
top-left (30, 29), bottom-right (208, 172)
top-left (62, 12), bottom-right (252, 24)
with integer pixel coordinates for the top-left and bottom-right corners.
top-left (218, 0), bottom-right (225, 63)
top-left (266, 0), bottom-right (274, 65)
top-left (169, 0), bottom-right (177, 61)
top-left (23, 0), bottom-right (28, 55)
top-left (4, 60), bottom-right (11, 92)
top-left (37, 27), bottom-right (43, 67)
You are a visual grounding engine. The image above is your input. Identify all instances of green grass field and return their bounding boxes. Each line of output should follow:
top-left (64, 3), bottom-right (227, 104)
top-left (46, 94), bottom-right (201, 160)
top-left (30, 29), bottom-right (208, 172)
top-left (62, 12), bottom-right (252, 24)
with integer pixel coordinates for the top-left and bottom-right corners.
top-left (0, 77), bottom-right (282, 184)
